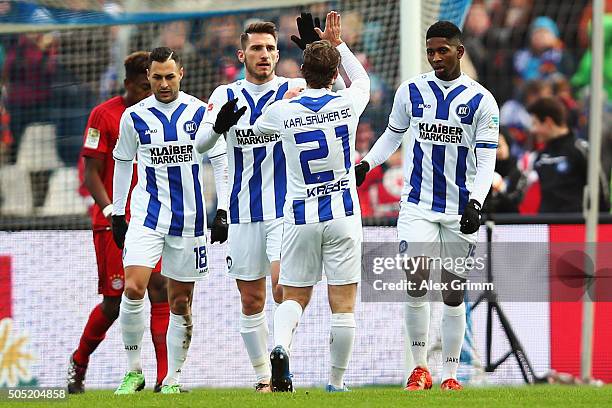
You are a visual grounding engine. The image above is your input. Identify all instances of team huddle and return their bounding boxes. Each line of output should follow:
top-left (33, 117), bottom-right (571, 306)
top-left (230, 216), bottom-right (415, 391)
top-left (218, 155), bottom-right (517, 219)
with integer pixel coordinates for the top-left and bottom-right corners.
top-left (69, 11), bottom-right (498, 394)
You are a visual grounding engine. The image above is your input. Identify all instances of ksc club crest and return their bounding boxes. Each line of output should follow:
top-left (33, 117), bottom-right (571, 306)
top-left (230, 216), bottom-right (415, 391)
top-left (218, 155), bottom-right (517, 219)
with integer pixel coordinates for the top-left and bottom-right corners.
top-left (183, 120), bottom-right (198, 135)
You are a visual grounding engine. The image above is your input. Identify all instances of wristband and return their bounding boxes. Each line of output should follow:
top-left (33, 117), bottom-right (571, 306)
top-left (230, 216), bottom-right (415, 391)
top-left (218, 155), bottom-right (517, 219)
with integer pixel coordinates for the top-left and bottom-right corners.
top-left (102, 204), bottom-right (113, 218)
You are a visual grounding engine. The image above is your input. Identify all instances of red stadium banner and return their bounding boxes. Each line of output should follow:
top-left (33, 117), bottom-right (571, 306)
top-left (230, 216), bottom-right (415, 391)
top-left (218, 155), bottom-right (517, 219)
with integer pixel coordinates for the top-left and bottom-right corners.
top-left (0, 256), bottom-right (11, 319)
top-left (549, 225), bottom-right (612, 382)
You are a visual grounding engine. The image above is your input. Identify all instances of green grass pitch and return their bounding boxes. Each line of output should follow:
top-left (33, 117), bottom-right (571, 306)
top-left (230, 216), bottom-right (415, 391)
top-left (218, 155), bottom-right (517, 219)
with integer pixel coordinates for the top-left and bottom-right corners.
top-left (4, 385), bottom-right (611, 407)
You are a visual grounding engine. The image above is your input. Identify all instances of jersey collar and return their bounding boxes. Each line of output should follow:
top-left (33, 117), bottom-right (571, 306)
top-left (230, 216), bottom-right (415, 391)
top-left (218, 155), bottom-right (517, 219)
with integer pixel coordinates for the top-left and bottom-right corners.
top-left (243, 76), bottom-right (278, 93)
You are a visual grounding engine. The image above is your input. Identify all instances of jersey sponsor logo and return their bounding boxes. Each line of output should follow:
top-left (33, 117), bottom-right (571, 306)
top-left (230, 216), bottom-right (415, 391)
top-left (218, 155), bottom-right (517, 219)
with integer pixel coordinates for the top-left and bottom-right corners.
top-left (399, 240), bottom-right (408, 254)
top-left (183, 120), bottom-right (198, 135)
top-left (283, 108), bottom-right (351, 129)
top-left (412, 341), bottom-right (425, 347)
top-left (306, 178), bottom-right (349, 198)
top-left (418, 103), bottom-right (432, 109)
top-left (235, 128), bottom-right (280, 145)
top-left (207, 103), bottom-right (214, 111)
top-left (445, 357), bottom-right (459, 363)
top-left (124, 345), bottom-right (138, 351)
top-left (84, 127), bottom-right (100, 149)
top-left (226, 256), bottom-right (233, 270)
top-left (456, 104), bottom-right (470, 117)
top-left (417, 122), bottom-right (463, 144)
top-left (150, 144), bottom-right (194, 164)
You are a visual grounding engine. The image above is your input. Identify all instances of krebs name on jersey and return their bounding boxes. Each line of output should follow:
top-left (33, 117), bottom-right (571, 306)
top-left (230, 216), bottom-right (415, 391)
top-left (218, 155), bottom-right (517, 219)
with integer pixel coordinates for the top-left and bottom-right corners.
top-left (418, 122), bottom-right (463, 144)
top-left (307, 178), bottom-right (349, 198)
top-left (150, 144), bottom-right (193, 164)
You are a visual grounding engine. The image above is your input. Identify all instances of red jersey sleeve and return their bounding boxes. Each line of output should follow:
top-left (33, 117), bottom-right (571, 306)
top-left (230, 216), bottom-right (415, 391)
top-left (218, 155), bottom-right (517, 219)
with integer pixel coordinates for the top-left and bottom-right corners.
top-left (81, 106), bottom-right (111, 161)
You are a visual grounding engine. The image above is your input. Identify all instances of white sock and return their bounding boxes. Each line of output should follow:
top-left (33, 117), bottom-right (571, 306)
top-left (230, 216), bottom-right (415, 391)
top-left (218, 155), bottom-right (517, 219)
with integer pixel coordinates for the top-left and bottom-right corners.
top-left (119, 293), bottom-right (145, 372)
top-left (404, 301), bottom-right (430, 368)
top-left (329, 313), bottom-right (355, 388)
top-left (163, 312), bottom-right (193, 386)
top-left (240, 311), bottom-right (271, 383)
top-left (273, 300), bottom-right (302, 353)
top-left (441, 303), bottom-right (466, 380)
top-left (403, 315), bottom-right (415, 384)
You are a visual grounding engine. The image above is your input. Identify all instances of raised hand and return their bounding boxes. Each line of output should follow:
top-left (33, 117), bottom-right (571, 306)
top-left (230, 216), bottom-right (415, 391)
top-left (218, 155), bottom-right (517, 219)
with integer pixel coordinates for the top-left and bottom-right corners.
top-left (316, 11), bottom-right (342, 47)
top-left (213, 98), bottom-right (246, 134)
top-left (290, 12), bottom-right (322, 50)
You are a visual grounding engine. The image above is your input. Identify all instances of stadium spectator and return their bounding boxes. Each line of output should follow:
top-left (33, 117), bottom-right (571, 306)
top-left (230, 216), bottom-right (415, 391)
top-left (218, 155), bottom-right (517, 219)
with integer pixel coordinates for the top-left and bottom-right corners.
top-left (528, 97), bottom-right (608, 213)
top-left (276, 57), bottom-right (302, 78)
top-left (513, 16), bottom-right (574, 83)
top-left (2, 33), bottom-right (57, 165)
top-left (500, 79), bottom-right (553, 154)
top-left (484, 128), bottom-right (528, 214)
top-left (197, 15), bottom-right (242, 84)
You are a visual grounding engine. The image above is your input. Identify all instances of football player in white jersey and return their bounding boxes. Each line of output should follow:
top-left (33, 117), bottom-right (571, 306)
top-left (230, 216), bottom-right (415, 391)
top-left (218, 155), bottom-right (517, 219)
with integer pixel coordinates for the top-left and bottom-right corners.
top-left (112, 47), bottom-right (228, 394)
top-left (355, 21), bottom-right (499, 391)
top-left (195, 18), bottom-right (344, 391)
top-left (249, 11), bottom-right (369, 392)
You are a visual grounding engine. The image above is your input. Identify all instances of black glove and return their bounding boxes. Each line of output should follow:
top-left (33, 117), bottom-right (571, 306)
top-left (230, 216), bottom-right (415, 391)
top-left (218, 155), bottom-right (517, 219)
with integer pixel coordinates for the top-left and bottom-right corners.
top-left (290, 12), bottom-right (322, 50)
top-left (213, 98), bottom-right (246, 134)
top-left (111, 215), bottom-right (128, 249)
top-left (460, 199), bottom-right (482, 234)
top-left (210, 209), bottom-right (228, 244)
top-left (355, 161), bottom-right (370, 187)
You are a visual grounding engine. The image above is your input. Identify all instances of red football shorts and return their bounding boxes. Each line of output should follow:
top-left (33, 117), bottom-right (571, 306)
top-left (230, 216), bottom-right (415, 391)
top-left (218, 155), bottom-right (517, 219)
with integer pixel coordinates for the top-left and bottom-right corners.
top-left (93, 229), bottom-right (161, 296)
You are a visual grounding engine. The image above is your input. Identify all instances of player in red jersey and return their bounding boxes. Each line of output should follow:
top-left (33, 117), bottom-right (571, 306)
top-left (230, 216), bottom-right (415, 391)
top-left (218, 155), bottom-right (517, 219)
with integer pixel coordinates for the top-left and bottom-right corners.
top-left (68, 51), bottom-right (169, 394)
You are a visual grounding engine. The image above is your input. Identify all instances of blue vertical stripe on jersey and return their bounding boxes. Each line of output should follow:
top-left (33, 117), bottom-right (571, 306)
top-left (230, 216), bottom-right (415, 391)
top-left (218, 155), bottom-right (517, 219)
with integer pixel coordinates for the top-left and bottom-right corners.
top-left (149, 103), bottom-right (188, 142)
top-left (167, 166), bottom-right (184, 236)
top-left (428, 81), bottom-right (467, 120)
top-left (335, 124), bottom-right (351, 173)
top-left (273, 142), bottom-right (287, 218)
top-left (249, 146), bottom-right (266, 222)
top-left (242, 89), bottom-right (275, 125)
top-left (456, 146), bottom-right (469, 214)
top-left (293, 200), bottom-right (306, 225)
top-left (431, 144), bottom-right (447, 212)
top-left (407, 141), bottom-right (424, 204)
top-left (144, 167), bottom-right (161, 229)
top-left (192, 164), bottom-right (205, 236)
top-left (290, 94), bottom-right (340, 113)
top-left (130, 112), bottom-right (151, 144)
top-left (190, 106), bottom-right (206, 140)
top-left (318, 195), bottom-right (333, 222)
top-left (275, 82), bottom-right (289, 101)
top-left (342, 188), bottom-right (354, 216)
top-left (408, 83), bottom-right (424, 118)
top-left (460, 93), bottom-right (484, 125)
top-left (227, 89), bottom-right (239, 112)
top-left (229, 147), bottom-right (243, 224)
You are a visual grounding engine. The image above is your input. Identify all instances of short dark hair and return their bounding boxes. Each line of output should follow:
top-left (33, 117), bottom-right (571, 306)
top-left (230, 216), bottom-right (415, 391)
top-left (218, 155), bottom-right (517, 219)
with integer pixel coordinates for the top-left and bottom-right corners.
top-left (240, 21), bottom-right (277, 49)
top-left (124, 51), bottom-right (149, 81)
top-left (527, 97), bottom-right (567, 126)
top-left (426, 20), bottom-right (462, 43)
top-left (301, 40), bottom-right (340, 89)
top-left (149, 46), bottom-right (182, 68)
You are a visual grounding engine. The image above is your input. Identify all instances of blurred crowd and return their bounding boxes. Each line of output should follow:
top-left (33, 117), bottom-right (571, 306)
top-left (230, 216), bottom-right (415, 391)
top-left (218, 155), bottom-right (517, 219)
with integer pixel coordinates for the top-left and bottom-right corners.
top-left (0, 0), bottom-right (610, 219)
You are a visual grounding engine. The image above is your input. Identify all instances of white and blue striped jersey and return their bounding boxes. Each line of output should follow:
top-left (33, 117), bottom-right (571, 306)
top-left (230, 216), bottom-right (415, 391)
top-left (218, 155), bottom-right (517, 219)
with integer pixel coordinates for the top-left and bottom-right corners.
top-left (252, 85), bottom-right (368, 225)
top-left (203, 76), bottom-right (306, 224)
top-left (113, 92), bottom-right (226, 237)
top-left (388, 71), bottom-right (499, 215)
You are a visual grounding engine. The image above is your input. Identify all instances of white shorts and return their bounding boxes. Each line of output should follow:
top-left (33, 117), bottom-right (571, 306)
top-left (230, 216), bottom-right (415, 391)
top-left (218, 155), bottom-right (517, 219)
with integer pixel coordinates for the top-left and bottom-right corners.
top-left (226, 218), bottom-right (282, 281)
top-left (280, 216), bottom-right (362, 287)
top-left (397, 202), bottom-right (477, 277)
top-left (123, 223), bottom-right (209, 282)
